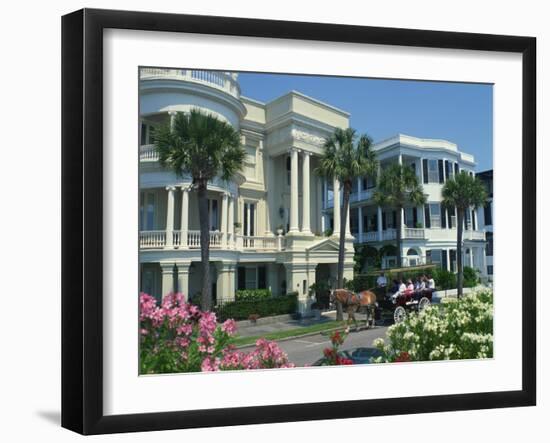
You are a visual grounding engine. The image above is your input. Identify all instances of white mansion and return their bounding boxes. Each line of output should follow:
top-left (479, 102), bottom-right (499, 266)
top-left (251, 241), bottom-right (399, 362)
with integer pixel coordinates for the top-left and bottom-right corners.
top-left (139, 69), bottom-right (489, 310)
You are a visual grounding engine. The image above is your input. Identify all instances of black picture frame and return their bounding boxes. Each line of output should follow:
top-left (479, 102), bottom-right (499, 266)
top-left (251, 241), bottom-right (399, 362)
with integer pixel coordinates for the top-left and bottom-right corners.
top-left (62, 8), bottom-right (536, 435)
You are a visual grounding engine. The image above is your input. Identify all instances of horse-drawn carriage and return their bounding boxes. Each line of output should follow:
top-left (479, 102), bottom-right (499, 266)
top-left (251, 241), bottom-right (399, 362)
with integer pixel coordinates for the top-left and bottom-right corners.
top-left (379, 288), bottom-right (434, 323)
top-left (329, 286), bottom-right (434, 327)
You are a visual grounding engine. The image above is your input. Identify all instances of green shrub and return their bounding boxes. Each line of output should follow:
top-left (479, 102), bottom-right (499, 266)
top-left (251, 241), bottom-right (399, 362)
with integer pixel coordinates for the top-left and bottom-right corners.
top-left (431, 267), bottom-right (456, 290)
top-left (235, 288), bottom-right (272, 301)
top-left (463, 266), bottom-right (480, 288)
top-left (215, 293), bottom-right (298, 322)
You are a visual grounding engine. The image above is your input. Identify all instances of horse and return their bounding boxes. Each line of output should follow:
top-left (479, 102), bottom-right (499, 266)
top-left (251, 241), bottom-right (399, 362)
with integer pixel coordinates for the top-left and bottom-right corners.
top-left (329, 288), bottom-right (377, 330)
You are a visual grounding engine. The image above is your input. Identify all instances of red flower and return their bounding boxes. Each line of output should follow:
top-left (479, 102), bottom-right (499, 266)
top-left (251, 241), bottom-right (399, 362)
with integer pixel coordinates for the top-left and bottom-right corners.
top-left (395, 351), bottom-right (411, 362)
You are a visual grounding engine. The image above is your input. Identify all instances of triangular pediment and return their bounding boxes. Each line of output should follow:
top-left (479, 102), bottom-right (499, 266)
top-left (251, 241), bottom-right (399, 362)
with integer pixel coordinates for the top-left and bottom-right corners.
top-left (306, 237), bottom-right (341, 252)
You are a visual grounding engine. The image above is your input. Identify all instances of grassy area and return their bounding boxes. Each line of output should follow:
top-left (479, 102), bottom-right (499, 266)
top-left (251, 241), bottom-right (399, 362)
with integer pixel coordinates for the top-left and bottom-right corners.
top-left (231, 320), bottom-right (347, 348)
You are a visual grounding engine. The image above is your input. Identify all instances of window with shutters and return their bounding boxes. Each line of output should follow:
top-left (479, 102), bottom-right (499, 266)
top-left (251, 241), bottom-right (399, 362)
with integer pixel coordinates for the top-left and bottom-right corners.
top-left (429, 203), bottom-right (441, 228)
top-left (404, 207), bottom-right (415, 227)
top-left (428, 159), bottom-right (439, 183)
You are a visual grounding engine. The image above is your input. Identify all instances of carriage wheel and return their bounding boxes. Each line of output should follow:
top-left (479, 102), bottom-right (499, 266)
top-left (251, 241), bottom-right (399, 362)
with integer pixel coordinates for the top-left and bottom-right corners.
top-left (393, 306), bottom-right (406, 324)
top-left (418, 297), bottom-right (431, 313)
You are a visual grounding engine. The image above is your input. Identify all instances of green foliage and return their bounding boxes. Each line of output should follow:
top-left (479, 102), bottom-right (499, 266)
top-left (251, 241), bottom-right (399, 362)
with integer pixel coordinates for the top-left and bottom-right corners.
top-left (463, 266), bottom-right (480, 288)
top-left (235, 289), bottom-right (272, 301)
top-left (215, 293), bottom-right (298, 322)
top-left (315, 127), bottom-right (378, 184)
top-left (353, 245), bottom-right (381, 273)
top-left (344, 274), bottom-right (377, 292)
top-left (442, 171), bottom-right (488, 212)
top-left (431, 267), bottom-right (456, 290)
top-left (323, 228), bottom-right (333, 237)
top-left (153, 109), bottom-right (245, 182)
top-left (374, 290), bottom-right (493, 362)
top-left (374, 164), bottom-right (426, 209)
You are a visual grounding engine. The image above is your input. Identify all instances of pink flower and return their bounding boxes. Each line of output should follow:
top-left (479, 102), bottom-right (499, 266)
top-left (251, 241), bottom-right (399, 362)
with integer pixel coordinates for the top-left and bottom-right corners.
top-left (221, 319), bottom-right (237, 335)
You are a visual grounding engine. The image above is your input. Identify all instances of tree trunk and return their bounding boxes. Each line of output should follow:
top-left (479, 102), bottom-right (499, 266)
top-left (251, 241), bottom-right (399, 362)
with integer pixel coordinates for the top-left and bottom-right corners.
top-left (456, 208), bottom-right (464, 298)
top-left (197, 180), bottom-right (212, 310)
top-left (335, 181), bottom-right (351, 322)
top-left (396, 206), bottom-right (403, 268)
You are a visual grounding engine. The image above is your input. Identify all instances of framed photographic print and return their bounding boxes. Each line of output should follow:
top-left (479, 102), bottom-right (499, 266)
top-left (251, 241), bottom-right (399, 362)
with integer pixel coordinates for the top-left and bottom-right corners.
top-left (61, 8), bottom-right (536, 435)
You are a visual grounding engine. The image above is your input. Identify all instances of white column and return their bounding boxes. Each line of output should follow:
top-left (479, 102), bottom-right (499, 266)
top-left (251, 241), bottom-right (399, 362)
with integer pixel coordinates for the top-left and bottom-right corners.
top-left (469, 247), bottom-right (474, 268)
top-left (301, 151), bottom-right (312, 235)
top-left (419, 157), bottom-right (424, 181)
top-left (176, 261), bottom-right (191, 299)
top-left (228, 195), bottom-right (235, 248)
top-left (169, 111), bottom-right (177, 132)
top-left (165, 186), bottom-right (175, 247)
top-left (246, 203), bottom-right (251, 237)
top-left (333, 177), bottom-right (341, 236)
top-left (398, 154), bottom-right (403, 165)
top-left (377, 206), bottom-right (383, 241)
top-left (316, 176), bottom-right (323, 234)
top-left (160, 263), bottom-right (174, 298)
top-left (221, 193), bottom-right (228, 247)
top-left (288, 148), bottom-right (300, 233)
top-left (264, 148), bottom-right (274, 236)
top-left (179, 186), bottom-right (189, 249)
top-left (321, 213), bottom-right (326, 233)
top-left (358, 206), bottom-right (363, 243)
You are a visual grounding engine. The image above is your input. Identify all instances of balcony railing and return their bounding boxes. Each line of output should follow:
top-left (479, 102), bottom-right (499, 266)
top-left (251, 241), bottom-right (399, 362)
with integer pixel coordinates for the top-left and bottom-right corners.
top-left (139, 230), bottom-right (284, 251)
top-left (140, 68), bottom-right (240, 98)
top-left (403, 227), bottom-right (425, 239)
top-left (140, 144), bottom-right (158, 161)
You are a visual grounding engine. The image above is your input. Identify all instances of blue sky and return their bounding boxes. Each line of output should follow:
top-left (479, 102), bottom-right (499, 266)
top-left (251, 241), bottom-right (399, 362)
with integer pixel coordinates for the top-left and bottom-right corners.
top-left (238, 72), bottom-right (493, 172)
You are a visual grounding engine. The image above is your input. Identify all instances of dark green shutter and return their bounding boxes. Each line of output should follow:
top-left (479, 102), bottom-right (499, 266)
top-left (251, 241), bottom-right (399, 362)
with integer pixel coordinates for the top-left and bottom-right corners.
top-left (413, 208), bottom-right (418, 226)
top-left (258, 266), bottom-right (266, 289)
top-left (441, 204), bottom-right (447, 228)
top-left (237, 267), bottom-right (246, 290)
top-left (392, 211), bottom-right (397, 228)
top-left (441, 250), bottom-right (448, 270)
top-left (382, 212), bottom-right (387, 230)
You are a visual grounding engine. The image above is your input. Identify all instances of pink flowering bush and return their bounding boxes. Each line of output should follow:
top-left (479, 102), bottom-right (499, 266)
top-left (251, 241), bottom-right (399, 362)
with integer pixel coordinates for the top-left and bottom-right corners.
top-left (140, 293), bottom-right (294, 374)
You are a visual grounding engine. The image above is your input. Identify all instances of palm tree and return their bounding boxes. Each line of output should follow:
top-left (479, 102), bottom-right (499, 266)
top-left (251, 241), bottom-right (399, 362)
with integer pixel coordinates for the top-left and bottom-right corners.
top-left (442, 171), bottom-right (488, 297)
top-left (374, 164), bottom-right (426, 268)
top-left (316, 128), bottom-right (377, 320)
top-left (153, 109), bottom-right (245, 310)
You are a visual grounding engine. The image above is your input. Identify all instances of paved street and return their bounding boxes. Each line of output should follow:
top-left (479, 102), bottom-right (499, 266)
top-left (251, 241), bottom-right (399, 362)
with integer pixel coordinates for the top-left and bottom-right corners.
top-left (241, 325), bottom-right (389, 367)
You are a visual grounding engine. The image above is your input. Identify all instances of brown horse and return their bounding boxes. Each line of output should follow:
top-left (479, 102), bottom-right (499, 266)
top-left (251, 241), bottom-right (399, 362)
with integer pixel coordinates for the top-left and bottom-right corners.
top-left (329, 289), bottom-right (377, 330)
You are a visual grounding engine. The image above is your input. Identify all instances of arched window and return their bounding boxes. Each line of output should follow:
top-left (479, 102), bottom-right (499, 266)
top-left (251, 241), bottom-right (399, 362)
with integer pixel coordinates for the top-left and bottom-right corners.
top-left (407, 248), bottom-right (419, 256)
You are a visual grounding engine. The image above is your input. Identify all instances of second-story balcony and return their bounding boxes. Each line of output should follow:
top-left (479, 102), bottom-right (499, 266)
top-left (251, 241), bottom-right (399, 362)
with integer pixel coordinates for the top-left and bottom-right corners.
top-left (140, 68), bottom-right (241, 99)
top-left (140, 144), bottom-right (158, 161)
top-left (139, 230), bottom-right (285, 252)
top-left (353, 226), bottom-right (485, 243)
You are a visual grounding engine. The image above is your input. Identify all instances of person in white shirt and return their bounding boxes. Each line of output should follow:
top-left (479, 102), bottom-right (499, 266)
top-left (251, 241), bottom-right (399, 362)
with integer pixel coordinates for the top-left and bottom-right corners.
top-left (376, 272), bottom-right (387, 288)
top-left (427, 274), bottom-right (435, 289)
top-left (392, 279), bottom-right (406, 302)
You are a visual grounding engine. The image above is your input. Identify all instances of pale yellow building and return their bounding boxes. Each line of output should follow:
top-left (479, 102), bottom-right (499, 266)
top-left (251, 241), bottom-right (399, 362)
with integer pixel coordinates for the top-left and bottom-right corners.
top-left (138, 69), bottom-right (355, 312)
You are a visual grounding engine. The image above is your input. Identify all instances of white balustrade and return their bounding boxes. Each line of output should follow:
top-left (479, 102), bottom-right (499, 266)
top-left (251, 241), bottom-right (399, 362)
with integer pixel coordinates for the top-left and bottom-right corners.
top-left (242, 236), bottom-right (278, 250)
top-left (403, 228), bottom-right (425, 239)
top-left (139, 230), bottom-right (286, 251)
top-left (382, 229), bottom-right (397, 241)
top-left (364, 231), bottom-right (378, 242)
top-left (140, 68), bottom-right (240, 98)
top-left (187, 230), bottom-right (201, 248)
top-left (139, 144), bottom-right (158, 161)
top-left (139, 230), bottom-right (166, 248)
